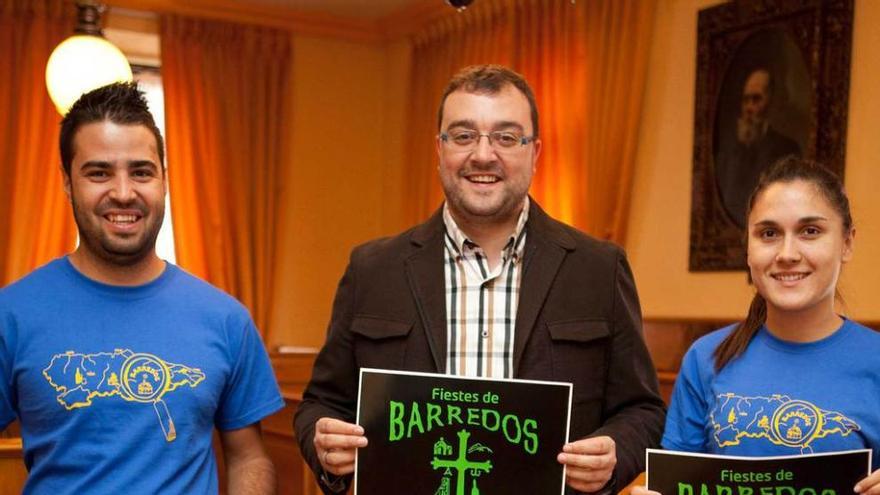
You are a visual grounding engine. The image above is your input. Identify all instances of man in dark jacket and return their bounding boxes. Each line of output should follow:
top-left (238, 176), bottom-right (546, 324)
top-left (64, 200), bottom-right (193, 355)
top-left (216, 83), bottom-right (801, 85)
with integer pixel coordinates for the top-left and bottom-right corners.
top-left (295, 64), bottom-right (665, 494)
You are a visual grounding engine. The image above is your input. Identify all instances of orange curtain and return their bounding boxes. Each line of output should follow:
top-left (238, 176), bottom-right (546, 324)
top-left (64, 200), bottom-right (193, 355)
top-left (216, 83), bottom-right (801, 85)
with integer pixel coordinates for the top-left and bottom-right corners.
top-left (161, 16), bottom-right (290, 339)
top-left (0, 0), bottom-right (77, 286)
top-left (405, 0), bottom-right (656, 244)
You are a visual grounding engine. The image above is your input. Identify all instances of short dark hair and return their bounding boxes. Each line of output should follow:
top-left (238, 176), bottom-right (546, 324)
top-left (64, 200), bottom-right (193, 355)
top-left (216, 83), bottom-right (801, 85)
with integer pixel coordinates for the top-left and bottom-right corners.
top-left (59, 81), bottom-right (165, 176)
top-left (437, 65), bottom-right (540, 137)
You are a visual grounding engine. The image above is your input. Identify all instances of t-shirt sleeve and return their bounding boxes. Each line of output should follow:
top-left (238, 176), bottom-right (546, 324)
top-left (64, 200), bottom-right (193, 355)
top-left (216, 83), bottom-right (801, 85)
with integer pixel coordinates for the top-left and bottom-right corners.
top-left (215, 318), bottom-right (284, 431)
top-left (661, 344), bottom-right (711, 452)
top-left (0, 313), bottom-right (17, 429)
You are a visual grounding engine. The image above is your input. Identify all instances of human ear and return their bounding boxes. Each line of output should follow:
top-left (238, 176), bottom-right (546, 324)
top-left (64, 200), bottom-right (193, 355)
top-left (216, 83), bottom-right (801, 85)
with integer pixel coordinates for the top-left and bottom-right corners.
top-left (841, 228), bottom-right (855, 263)
top-left (61, 166), bottom-right (72, 201)
top-left (531, 138), bottom-right (542, 173)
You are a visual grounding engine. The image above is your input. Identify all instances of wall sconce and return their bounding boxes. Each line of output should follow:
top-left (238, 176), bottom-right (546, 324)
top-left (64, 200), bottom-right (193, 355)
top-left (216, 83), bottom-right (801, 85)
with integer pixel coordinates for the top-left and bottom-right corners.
top-left (45, 0), bottom-right (132, 115)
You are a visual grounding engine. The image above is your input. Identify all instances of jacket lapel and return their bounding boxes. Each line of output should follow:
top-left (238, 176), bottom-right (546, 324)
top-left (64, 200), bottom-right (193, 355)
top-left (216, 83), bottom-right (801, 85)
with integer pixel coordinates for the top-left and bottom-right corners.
top-left (404, 201), bottom-right (575, 375)
top-left (513, 202), bottom-right (574, 373)
top-left (404, 209), bottom-right (447, 372)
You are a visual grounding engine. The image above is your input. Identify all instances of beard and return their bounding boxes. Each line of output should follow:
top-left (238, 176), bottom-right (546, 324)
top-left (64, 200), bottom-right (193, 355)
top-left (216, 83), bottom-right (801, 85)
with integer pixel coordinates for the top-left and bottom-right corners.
top-left (440, 169), bottom-right (529, 226)
top-left (737, 115), bottom-right (768, 147)
top-left (71, 195), bottom-right (164, 267)
top-left (444, 186), bottom-right (524, 224)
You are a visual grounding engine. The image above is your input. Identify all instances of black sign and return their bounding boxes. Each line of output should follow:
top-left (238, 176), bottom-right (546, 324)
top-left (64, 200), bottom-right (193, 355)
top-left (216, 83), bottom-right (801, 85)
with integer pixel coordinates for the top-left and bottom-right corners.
top-left (647, 449), bottom-right (871, 495)
top-left (355, 368), bottom-right (572, 495)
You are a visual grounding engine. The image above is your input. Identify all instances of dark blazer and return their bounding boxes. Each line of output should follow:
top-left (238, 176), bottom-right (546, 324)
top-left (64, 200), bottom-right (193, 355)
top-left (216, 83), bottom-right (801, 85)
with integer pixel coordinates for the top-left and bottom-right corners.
top-left (294, 201), bottom-right (666, 494)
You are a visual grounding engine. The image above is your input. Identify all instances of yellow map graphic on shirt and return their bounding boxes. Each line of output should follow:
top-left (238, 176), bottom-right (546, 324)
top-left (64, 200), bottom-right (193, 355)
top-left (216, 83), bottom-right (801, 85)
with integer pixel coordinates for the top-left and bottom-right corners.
top-left (711, 393), bottom-right (859, 453)
top-left (42, 349), bottom-right (205, 441)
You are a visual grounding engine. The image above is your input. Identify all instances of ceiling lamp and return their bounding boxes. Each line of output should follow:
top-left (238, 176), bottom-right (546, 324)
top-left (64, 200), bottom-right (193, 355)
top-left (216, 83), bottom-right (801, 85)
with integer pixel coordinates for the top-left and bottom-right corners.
top-left (446, 0), bottom-right (475, 10)
top-left (45, 1), bottom-right (132, 115)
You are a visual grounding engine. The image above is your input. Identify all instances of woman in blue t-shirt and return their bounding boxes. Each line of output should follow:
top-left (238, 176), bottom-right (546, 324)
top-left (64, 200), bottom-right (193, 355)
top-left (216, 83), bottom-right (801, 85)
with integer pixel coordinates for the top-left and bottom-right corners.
top-left (636, 157), bottom-right (880, 495)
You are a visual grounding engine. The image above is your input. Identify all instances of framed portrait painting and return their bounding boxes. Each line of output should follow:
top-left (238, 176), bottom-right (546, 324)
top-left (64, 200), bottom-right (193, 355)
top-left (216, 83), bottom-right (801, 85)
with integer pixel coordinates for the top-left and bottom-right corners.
top-left (689, 0), bottom-right (853, 271)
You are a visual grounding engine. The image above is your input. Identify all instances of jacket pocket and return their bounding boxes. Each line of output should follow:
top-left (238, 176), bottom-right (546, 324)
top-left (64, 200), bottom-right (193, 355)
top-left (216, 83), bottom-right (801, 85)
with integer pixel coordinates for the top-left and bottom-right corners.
top-left (547, 319), bottom-right (610, 405)
top-left (547, 320), bottom-right (609, 343)
top-left (351, 316), bottom-right (413, 369)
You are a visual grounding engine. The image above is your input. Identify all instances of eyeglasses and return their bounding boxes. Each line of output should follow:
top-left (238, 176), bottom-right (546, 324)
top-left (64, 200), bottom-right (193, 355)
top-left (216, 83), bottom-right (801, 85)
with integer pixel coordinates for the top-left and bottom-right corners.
top-left (439, 129), bottom-right (536, 152)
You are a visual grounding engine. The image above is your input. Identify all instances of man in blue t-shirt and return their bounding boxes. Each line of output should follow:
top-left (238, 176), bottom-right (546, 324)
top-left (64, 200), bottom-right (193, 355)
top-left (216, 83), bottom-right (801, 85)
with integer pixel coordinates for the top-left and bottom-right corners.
top-left (0, 82), bottom-right (284, 494)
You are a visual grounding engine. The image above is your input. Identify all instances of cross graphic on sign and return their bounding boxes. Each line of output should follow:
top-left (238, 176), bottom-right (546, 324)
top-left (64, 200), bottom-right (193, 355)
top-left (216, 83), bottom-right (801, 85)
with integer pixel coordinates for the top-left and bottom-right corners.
top-left (431, 429), bottom-right (492, 495)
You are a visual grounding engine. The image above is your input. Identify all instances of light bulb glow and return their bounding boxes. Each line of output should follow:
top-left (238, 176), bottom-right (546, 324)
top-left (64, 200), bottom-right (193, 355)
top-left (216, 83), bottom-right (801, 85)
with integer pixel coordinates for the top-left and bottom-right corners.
top-left (45, 34), bottom-right (133, 115)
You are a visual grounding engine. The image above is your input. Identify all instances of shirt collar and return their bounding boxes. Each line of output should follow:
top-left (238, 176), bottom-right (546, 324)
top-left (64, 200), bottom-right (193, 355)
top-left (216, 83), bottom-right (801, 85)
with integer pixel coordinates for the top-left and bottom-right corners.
top-left (442, 197), bottom-right (529, 259)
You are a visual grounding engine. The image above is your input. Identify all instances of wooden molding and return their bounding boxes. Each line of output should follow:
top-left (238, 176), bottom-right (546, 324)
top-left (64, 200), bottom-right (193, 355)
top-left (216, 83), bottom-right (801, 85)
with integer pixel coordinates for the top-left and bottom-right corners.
top-left (270, 351), bottom-right (317, 399)
top-left (100, 0), bottom-right (460, 43)
top-left (0, 438), bottom-right (22, 459)
top-left (104, 7), bottom-right (159, 33)
top-left (103, 0), bottom-right (383, 42)
top-left (378, 0), bottom-right (450, 40)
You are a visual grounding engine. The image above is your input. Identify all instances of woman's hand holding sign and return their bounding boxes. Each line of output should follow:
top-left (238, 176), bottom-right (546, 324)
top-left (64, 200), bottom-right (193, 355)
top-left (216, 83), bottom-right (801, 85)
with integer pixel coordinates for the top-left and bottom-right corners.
top-left (854, 469), bottom-right (880, 495)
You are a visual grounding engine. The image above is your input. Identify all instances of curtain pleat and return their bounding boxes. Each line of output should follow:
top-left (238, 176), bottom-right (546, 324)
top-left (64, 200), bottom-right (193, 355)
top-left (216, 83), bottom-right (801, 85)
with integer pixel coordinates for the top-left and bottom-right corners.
top-left (0, 0), bottom-right (77, 286)
top-left (160, 15), bottom-right (291, 339)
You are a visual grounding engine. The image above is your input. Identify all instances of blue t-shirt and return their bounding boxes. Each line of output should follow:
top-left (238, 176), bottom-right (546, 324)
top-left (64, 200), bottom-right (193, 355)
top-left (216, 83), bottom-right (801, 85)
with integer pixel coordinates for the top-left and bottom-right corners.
top-left (663, 318), bottom-right (880, 469)
top-left (0, 258), bottom-right (285, 494)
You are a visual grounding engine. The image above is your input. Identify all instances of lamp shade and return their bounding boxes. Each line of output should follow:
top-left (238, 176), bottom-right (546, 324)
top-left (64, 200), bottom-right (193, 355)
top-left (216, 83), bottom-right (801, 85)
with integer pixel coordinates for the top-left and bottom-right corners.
top-left (45, 34), bottom-right (133, 115)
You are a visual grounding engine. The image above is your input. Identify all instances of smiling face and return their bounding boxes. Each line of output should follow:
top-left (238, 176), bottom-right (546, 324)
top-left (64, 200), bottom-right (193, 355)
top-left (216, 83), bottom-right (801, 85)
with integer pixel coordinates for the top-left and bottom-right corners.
top-left (436, 84), bottom-right (541, 227)
top-left (64, 120), bottom-right (166, 268)
top-left (747, 179), bottom-right (853, 326)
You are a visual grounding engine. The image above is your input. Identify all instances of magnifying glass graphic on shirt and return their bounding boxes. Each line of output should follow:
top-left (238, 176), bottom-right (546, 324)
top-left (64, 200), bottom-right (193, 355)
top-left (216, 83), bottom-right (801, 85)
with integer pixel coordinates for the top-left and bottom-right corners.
top-left (120, 353), bottom-right (177, 442)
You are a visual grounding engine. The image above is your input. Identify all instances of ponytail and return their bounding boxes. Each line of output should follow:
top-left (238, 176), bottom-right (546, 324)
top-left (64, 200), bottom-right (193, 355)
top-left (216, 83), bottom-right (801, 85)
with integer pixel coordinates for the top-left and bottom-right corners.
top-left (713, 293), bottom-right (767, 371)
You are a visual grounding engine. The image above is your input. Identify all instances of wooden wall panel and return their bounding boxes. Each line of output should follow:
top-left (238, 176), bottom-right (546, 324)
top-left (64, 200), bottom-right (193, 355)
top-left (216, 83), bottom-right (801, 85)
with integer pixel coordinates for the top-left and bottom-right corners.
top-left (268, 351), bottom-right (322, 495)
top-left (643, 319), bottom-right (729, 403)
top-left (0, 438), bottom-right (26, 495)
